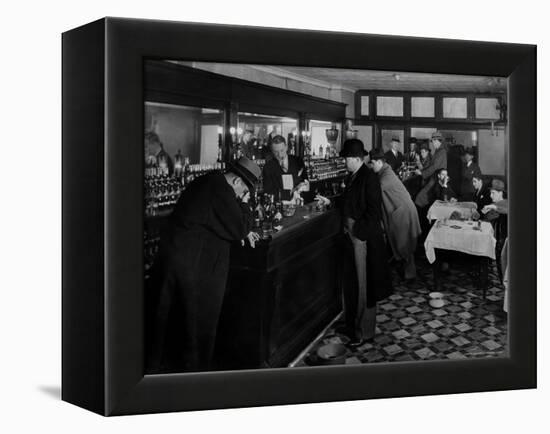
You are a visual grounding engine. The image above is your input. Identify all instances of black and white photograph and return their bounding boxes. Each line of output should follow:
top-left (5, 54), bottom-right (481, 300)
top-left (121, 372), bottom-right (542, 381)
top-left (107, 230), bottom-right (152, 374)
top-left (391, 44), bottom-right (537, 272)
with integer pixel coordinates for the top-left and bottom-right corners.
top-left (4, 1), bottom-right (544, 431)
top-left (143, 60), bottom-right (510, 374)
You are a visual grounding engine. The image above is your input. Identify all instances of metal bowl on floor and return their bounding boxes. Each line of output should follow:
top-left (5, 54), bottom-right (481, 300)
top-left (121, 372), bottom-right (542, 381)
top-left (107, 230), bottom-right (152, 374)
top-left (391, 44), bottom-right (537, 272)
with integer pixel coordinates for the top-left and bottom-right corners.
top-left (428, 291), bottom-right (445, 308)
top-left (316, 343), bottom-right (347, 365)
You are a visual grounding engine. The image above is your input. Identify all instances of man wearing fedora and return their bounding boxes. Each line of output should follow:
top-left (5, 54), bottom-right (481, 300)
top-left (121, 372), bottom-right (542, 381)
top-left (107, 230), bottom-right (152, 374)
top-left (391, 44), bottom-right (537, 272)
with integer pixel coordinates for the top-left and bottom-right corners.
top-left (384, 136), bottom-right (404, 173)
top-left (406, 137), bottom-right (420, 165)
top-left (318, 139), bottom-right (393, 346)
top-left (460, 147), bottom-right (482, 201)
top-left (414, 131), bottom-right (448, 209)
top-left (146, 156), bottom-right (262, 373)
top-left (370, 150), bottom-right (422, 282)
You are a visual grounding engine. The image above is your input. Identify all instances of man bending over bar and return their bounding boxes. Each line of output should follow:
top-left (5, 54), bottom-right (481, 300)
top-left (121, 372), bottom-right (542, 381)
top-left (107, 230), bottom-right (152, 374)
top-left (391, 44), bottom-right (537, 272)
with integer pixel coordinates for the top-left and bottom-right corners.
top-left (146, 157), bottom-right (261, 373)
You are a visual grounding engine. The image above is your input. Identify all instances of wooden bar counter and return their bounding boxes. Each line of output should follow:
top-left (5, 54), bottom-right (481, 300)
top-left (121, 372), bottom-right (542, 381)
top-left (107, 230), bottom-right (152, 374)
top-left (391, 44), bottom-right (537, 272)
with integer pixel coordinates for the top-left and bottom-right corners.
top-left (215, 205), bottom-right (344, 370)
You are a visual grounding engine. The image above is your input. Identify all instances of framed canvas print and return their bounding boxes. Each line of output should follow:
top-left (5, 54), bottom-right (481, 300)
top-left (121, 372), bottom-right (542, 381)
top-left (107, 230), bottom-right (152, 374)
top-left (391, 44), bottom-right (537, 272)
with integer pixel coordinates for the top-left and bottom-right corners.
top-left (62, 17), bottom-right (536, 416)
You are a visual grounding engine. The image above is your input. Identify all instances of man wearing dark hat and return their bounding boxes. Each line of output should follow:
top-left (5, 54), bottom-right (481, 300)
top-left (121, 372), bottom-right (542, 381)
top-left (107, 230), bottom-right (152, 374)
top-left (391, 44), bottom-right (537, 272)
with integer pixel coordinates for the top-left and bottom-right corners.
top-left (460, 147), bottom-right (482, 201)
top-left (384, 136), bottom-right (404, 173)
top-left (406, 137), bottom-right (420, 164)
top-left (371, 151), bottom-right (422, 281)
top-left (318, 140), bottom-right (392, 346)
top-left (418, 143), bottom-right (432, 171)
top-left (146, 156), bottom-right (262, 373)
top-left (414, 131), bottom-right (448, 208)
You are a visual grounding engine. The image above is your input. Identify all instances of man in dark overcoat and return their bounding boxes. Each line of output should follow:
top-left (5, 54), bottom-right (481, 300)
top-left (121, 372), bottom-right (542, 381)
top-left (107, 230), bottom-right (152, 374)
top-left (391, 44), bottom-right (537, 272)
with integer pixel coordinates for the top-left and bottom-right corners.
top-left (146, 157), bottom-right (261, 373)
top-left (318, 140), bottom-right (393, 346)
top-left (371, 151), bottom-right (422, 281)
top-left (384, 136), bottom-right (404, 173)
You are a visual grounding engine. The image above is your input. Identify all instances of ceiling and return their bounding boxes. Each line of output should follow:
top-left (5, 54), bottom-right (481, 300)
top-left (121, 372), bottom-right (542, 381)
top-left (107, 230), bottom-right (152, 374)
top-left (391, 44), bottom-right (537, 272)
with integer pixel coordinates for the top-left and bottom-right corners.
top-left (253, 65), bottom-right (507, 93)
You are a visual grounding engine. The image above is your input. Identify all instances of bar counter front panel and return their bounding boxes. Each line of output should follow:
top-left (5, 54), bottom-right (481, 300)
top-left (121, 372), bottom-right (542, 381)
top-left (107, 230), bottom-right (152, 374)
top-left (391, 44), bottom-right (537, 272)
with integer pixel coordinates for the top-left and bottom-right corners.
top-left (216, 206), bottom-right (344, 370)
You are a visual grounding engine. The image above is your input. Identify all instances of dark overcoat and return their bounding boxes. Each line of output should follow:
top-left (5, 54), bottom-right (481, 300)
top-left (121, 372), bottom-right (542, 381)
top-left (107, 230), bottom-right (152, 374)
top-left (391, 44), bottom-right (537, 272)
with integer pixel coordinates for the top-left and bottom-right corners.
top-left (384, 150), bottom-right (404, 173)
top-left (146, 172), bottom-right (252, 373)
top-left (473, 184), bottom-right (492, 213)
top-left (460, 161), bottom-right (482, 200)
top-left (377, 163), bottom-right (422, 261)
top-left (341, 164), bottom-right (393, 303)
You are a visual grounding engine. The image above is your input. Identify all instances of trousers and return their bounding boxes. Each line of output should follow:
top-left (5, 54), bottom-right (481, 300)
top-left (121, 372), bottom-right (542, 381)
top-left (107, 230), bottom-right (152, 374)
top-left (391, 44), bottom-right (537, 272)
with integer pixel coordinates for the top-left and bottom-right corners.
top-left (344, 218), bottom-right (377, 340)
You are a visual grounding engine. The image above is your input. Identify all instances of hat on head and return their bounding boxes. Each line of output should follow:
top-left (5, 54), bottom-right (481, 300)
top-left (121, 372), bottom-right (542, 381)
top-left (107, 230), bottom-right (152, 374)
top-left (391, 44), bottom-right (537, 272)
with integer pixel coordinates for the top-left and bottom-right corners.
top-left (227, 156), bottom-right (261, 192)
top-left (464, 147), bottom-right (475, 156)
top-left (419, 143), bottom-right (430, 152)
top-left (431, 131), bottom-right (443, 140)
top-left (391, 136), bottom-right (401, 143)
top-left (491, 179), bottom-right (506, 192)
top-left (409, 137), bottom-right (417, 144)
top-left (369, 150), bottom-right (386, 161)
top-left (340, 139), bottom-right (367, 158)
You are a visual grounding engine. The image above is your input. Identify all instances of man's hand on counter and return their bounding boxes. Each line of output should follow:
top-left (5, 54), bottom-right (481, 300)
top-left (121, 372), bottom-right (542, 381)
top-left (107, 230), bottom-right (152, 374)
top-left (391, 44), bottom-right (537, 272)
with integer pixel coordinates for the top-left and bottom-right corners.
top-left (245, 231), bottom-right (261, 248)
top-left (315, 194), bottom-right (331, 206)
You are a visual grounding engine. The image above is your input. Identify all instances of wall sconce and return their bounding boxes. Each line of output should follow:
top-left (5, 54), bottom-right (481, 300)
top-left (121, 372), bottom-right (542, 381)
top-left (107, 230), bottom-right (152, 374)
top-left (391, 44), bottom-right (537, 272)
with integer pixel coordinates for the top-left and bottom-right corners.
top-left (229, 127), bottom-right (237, 145)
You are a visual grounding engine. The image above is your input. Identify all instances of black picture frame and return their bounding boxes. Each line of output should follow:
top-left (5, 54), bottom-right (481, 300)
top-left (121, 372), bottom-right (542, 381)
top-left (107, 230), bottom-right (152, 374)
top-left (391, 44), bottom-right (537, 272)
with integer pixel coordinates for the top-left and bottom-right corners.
top-left (62, 17), bottom-right (536, 416)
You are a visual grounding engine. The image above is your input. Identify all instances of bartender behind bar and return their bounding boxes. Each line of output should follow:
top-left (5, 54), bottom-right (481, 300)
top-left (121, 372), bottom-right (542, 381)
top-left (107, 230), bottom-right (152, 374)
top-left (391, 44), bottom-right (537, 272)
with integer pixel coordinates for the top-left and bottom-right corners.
top-left (262, 135), bottom-right (309, 202)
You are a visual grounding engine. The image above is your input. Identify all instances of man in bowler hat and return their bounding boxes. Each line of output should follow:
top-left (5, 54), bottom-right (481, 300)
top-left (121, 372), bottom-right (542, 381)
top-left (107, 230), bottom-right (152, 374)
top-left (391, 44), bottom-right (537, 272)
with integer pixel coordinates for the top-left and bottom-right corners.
top-left (147, 157), bottom-right (262, 373)
top-left (317, 140), bottom-right (393, 346)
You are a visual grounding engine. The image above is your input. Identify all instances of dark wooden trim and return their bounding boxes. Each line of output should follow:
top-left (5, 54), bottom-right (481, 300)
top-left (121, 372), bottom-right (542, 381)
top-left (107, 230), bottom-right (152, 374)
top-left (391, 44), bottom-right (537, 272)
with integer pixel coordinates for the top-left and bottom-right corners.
top-left (145, 60), bottom-right (346, 124)
top-left (355, 89), bottom-right (507, 124)
top-left (62, 18), bottom-right (106, 416)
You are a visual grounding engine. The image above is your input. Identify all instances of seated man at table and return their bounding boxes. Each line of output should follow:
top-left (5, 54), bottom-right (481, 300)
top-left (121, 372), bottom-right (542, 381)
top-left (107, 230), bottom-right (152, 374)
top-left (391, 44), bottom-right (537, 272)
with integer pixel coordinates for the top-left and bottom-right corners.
top-left (482, 179), bottom-right (508, 282)
top-left (472, 174), bottom-right (492, 215)
top-left (460, 147), bottom-right (482, 201)
top-left (262, 135), bottom-right (309, 202)
top-left (431, 168), bottom-right (457, 203)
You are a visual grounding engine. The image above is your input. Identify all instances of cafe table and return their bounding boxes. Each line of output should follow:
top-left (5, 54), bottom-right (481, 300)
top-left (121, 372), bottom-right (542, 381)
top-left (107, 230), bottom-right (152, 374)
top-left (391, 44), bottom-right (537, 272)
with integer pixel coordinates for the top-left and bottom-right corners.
top-left (424, 219), bottom-right (496, 298)
top-left (426, 200), bottom-right (478, 222)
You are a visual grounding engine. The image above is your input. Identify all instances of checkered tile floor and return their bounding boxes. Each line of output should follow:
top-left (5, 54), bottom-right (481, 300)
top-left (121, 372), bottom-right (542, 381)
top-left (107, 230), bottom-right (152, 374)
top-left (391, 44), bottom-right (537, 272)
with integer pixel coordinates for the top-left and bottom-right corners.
top-left (295, 254), bottom-right (508, 366)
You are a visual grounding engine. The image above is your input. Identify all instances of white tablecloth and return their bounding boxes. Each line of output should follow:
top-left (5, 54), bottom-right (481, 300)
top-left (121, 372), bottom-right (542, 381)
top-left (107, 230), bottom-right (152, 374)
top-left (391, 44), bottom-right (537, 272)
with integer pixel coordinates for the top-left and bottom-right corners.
top-left (424, 220), bottom-right (496, 264)
top-left (426, 200), bottom-right (478, 221)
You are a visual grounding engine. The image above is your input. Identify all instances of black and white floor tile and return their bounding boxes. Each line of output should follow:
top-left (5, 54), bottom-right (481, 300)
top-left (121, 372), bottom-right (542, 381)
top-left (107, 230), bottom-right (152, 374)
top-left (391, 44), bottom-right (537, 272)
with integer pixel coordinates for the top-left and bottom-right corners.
top-left (295, 254), bottom-right (508, 367)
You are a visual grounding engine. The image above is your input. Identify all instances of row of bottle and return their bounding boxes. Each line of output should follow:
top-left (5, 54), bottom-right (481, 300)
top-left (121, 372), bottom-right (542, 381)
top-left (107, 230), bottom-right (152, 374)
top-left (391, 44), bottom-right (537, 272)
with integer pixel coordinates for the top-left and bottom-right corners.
top-left (252, 192), bottom-right (284, 239)
top-left (145, 163), bottom-right (225, 217)
top-left (305, 157), bottom-right (347, 181)
top-left (308, 144), bottom-right (337, 159)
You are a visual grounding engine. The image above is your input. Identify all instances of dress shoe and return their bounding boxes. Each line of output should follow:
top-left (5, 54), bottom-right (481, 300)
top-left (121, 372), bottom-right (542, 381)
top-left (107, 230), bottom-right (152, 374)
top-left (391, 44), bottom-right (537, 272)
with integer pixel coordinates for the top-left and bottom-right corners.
top-left (347, 337), bottom-right (374, 348)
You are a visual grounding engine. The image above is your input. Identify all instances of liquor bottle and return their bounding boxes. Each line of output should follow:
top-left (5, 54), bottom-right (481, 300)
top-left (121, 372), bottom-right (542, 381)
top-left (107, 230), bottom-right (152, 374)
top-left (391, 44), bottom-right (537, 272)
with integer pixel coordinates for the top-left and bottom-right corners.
top-left (253, 191), bottom-right (264, 230)
top-left (319, 144), bottom-right (324, 159)
top-left (174, 149), bottom-right (183, 178)
top-left (183, 157), bottom-right (191, 186)
top-left (273, 190), bottom-right (283, 224)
